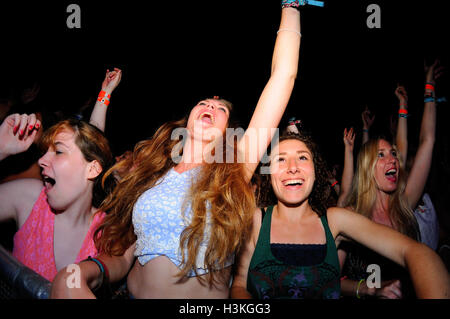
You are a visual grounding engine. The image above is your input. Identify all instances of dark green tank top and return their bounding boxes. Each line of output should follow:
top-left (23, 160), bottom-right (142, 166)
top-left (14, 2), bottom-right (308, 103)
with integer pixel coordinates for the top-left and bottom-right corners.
top-left (247, 206), bottom-right (341, 299)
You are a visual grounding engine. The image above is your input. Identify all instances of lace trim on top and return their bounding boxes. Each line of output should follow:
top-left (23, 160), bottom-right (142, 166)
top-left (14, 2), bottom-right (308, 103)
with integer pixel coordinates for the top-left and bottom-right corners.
top-left (271, 243), bottom-right (326, 267)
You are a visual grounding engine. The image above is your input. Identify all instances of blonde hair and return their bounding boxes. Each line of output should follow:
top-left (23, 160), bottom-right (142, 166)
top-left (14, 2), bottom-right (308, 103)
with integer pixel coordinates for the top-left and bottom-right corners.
top-left (95, 99), bottom-right (255, 286)
top-left (345, 138), bottom-right (419, 239)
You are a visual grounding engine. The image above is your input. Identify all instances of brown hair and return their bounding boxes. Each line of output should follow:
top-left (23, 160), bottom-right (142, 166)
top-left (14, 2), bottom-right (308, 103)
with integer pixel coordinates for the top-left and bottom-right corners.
top-left (95, 99), bottom-right (255, 286)
top-left (39, 119), bottom-right (116, 208)
top-left (344, 138), bottom-right (419, 239)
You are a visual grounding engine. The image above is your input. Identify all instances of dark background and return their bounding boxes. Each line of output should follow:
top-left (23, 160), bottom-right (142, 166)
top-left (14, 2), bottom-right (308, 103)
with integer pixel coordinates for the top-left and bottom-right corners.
top-left (1, 1), bottom-right (449, 232)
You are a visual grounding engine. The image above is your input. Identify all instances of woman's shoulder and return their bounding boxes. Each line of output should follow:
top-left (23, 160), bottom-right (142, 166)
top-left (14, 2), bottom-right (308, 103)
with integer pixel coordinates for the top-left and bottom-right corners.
top-left (12, 178), bottom-right (45, 228)
top-left (325, 206), bottom-right (357, 231)
top-left (3, 178), bottom-right (43, 202)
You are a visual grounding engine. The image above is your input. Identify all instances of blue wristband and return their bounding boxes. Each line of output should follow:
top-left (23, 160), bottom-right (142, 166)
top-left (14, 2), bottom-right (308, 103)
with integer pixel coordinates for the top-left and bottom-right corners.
top-left (307, 0), bottom-right (325, 6)
top-left (424, 96), bottom-right (436, 103)
top-left (88, 256), bottom-right (105, 275)
top-left (436, 97), bottom-right (447, 104)
top-left (282, 0), bottom-right (324, 8)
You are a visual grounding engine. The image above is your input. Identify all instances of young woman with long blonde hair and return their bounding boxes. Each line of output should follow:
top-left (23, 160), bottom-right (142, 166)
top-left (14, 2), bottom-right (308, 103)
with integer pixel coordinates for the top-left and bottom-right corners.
top-left (339, 60), bottom-right (442, 299)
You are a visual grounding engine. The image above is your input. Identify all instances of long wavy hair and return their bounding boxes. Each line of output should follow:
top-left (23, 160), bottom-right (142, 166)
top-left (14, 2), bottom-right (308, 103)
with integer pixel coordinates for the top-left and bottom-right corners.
top-left (344, 138), bottom-right (419, 239)
top-left (257, 132), bottom-right (331, 217)
top-left (94, 98), bottom-right (256, 286)
top-left (38, 119), bottom-right (116, 208)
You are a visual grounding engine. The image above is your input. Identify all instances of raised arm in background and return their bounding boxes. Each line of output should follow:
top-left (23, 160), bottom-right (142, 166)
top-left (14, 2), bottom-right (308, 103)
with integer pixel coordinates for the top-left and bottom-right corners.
top-left (361, 106), bottom-right (375, 145)
top-left (404, 59), bottom-right (443, 209)
top-left (394, 84), bottom-right (409, 165)
top-left (88, 68), bottom-right (122, 132)
top-left (337, 127), bottom-right (355, 207)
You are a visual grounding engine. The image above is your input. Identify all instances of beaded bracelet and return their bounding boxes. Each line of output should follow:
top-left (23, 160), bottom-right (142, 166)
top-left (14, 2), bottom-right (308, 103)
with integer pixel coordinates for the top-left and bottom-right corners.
top-left (281, 0), bottom-right (324, 9)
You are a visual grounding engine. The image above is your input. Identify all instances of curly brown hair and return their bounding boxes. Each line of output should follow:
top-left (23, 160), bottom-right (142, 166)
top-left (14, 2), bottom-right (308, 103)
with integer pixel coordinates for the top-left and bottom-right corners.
top-left (256, 131), bottom-right (331, 217)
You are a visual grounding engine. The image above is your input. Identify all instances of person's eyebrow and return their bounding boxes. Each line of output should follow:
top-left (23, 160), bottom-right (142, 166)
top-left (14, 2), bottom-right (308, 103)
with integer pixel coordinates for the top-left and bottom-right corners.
top-left (54, 141), bottom-right (69, 149)
top-left (275, 150), bottom-right (311, 156)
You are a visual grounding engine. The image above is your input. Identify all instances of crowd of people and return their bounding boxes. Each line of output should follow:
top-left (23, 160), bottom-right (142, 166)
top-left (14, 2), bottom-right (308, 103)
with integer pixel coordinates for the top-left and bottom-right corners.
top-left (0, 1), bottom-right (449, 300)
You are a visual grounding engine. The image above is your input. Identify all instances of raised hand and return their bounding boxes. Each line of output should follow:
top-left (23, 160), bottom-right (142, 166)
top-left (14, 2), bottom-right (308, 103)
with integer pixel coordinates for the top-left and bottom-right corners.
top-left (101, 68), bottom-right (122, 94)
top-left (361, 106), bottom-right (375, 131)
top-left (425, 59), bottom-right (445, 86)
top-left (0, 113), bottom-right (41, 160)
top-left (395, 85), bottom-right (408, 106)
top-left (343, 127), bottom-right (355, 151)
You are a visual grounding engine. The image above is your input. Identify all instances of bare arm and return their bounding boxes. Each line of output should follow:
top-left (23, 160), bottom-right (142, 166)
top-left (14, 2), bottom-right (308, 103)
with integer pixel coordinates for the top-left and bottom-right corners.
top-left (404, 60), bottom-right (441, 209)
top-left (338, 236), bottom-right (403, 299)
top-left (89, 68), bottom-right (122, 132)
top-left (395, 85), bottom-right (408, 165)
top-left (50, 243), bottom-right (135, 299)
top-left (0, 113), bottom-right (42, 223)
top-left (361, 106), bottom-right (374, 145)
top-left (230, 208), bottom-right (262, 299)
top-left (337, 127), bottom-right (355, 207)
top-left (329, 207), bottom-right (450, 298)
top-left (240, 7), bottom-right (301, 181)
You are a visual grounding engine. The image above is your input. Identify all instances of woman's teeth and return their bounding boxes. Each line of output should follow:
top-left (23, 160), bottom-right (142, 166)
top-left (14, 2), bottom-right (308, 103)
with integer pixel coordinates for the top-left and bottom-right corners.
top-left (385, 169), bottom-right (397, 176)
top-left (283, 179), bottom-right (303, 186)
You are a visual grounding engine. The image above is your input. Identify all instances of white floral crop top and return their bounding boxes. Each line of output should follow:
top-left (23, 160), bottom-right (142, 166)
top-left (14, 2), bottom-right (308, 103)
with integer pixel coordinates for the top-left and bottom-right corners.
top-left (132, 167), bottom-right (233, 277)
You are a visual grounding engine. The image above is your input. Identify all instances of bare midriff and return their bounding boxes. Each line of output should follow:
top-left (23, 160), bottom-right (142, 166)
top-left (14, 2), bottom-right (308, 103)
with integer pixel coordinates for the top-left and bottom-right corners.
top-left (127, 255), bottom-right (231, 298)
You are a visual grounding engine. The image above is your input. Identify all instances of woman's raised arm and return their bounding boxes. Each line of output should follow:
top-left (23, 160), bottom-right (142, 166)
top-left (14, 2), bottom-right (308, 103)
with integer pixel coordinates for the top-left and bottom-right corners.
top-left (240, 5), bottom-right (302, 181)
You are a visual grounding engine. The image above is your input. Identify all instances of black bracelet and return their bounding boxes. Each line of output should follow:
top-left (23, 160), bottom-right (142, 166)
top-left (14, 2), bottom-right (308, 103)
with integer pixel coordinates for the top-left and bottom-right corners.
top-left (82, 256), bottom-right (113, 299)
top-left (82, 256), bottom-right (105, 292)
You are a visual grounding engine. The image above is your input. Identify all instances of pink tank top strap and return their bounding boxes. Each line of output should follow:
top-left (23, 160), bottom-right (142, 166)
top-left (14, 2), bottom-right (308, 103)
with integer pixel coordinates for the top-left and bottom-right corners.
top-left (13, 188), bottom-right (106, 281)
top-left (74, 211), bottom-right (105, 264)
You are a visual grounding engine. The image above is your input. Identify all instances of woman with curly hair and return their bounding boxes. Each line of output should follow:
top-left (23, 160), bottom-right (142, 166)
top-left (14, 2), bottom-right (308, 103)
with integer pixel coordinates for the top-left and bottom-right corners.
top-left (51, 3), bottom-right (302, 299)
top-left (230, 132), bottom-right (450, 299)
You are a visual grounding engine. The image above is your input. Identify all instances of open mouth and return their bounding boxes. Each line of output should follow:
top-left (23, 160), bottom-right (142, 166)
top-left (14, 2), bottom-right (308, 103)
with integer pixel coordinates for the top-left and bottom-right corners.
top-left (283, 179), bottom-right (304, 188)
top-left (43, 176), bottom-right (56, 190)
top-left (199, 112), bottom-right (214, 125)
top-left (385, 168), bottom-right (397, 183)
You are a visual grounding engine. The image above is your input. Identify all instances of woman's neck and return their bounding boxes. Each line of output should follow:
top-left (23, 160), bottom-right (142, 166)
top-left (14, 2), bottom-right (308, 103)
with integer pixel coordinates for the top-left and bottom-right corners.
top-left (54, 189), bottom-right (95, 227)
top-left (274, 200), bottom-right (316, 223)
top-left (176, 137), bottom-right (208, 172)
top-left (373, 189), bottom-right (390, 213)
top-left (372, 190), bottom-right (393, 227)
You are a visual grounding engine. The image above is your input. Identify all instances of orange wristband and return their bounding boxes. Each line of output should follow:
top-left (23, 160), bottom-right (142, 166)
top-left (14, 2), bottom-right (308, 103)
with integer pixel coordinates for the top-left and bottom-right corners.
top-left (98, 90), bottom-right (111, 99)
top-left (398, 109), bottom-right (408, 115)
top-left (97, 96), bottom-right (110, 106)
top-left (98, 90), bottom-right (111, 106)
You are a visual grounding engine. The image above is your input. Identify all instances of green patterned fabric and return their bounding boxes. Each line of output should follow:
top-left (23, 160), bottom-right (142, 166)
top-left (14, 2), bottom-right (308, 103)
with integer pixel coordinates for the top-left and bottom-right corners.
top-left (247, 206), bottom-right (341, 299)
